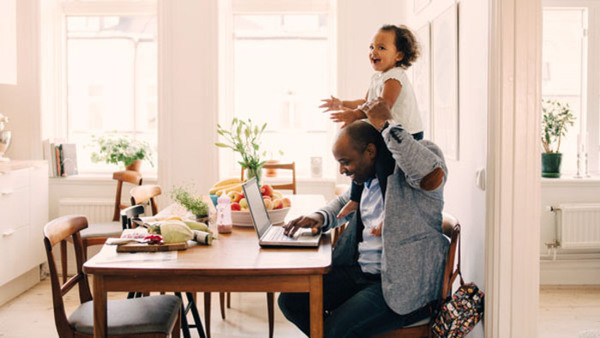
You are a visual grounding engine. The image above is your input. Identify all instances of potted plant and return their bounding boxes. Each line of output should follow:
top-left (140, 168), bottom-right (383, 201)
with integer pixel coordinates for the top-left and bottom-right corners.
top-left (541, 99), bottom-right (575, 178)
top-left (216, 118), bottom-right (267, 184)
top-left (90, 134), bottom-right (154, 171)
top-left (169, 185), bottom-right (209, 222)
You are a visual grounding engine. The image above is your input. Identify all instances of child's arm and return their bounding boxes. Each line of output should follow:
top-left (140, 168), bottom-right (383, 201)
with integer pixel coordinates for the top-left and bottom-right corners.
top-left (319, 93), bottom-right (368, 111)
top-left (380, 78), bottom-right (402, 109)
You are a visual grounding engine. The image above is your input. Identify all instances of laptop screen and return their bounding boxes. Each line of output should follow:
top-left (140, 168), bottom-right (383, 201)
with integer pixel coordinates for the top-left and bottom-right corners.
top-left (242, 178), bottom-right (271, 238)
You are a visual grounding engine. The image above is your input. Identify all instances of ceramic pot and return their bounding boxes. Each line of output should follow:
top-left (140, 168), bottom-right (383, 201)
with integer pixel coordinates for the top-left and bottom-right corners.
top-left (541, 152), bottom-right (562, 178)
top-left (265, 160), bottom-right (279, 177)
top-left (126, 159), bottom-right (142, 172)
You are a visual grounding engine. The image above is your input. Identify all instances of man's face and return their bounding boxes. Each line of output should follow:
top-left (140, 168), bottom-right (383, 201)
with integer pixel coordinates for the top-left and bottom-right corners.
top-left (332, 133), bottom-right (376, 184)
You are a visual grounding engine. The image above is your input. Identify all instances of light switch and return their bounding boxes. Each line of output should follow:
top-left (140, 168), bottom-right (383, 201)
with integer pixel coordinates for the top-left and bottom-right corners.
top-left (476, 168), bottom-right (486, 191)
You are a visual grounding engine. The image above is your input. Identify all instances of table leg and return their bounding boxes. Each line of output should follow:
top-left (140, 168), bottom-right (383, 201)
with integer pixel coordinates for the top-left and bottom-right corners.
top-left (92, 275), bottom-right (107, 337)
top-left (203, 292), bottom-right (211, 338)
top-left (309, 275), bottom-right (323, 338)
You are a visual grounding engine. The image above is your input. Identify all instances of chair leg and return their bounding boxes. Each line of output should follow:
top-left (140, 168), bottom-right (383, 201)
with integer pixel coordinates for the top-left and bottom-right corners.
top-left (185, 292), bottom-right (206, 338)
top-left (60, 240), bottom-right (67, 284)
top-left (203, 292), bottom-right (211, 338)
top-left (219, 292), bottom-right (226, 319)
top-left (175, 292), bottom-right (191, 338)
top-left (267, 292), bottom-right (274, 338)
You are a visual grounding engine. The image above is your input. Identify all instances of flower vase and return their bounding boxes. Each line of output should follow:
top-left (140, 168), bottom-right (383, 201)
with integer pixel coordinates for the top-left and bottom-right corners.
top-left (126, 159), bottom-right (142, 172)
top-left (247, 166), bottom-right (263, 185)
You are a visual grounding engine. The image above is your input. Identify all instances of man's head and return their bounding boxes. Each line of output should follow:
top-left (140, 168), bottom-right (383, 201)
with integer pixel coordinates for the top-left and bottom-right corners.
top-left (332, 121), bottom-right (382, 184)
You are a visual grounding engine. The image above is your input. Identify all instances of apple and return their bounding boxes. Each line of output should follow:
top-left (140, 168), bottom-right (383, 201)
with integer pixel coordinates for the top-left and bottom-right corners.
top-left (239, 198), bottom-right (248, 210)
top-left (272, 198), bottom-right (284, 210)
top-left (230, 202), bottom-right (241, 211)
top-left (228, 191), bottom-right (243, 203)
top-left (282, 197), bottom-right (291, 208)
top-left (263, 196), bottom-right (272, 201)
top-left (263, 199), bottom-right (273, 210)
top-left (260, 184), bottom-right (274, 198)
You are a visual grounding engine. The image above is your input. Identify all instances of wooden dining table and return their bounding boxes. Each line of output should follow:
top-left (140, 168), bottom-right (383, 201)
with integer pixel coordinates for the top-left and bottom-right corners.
top-left (83, 194), bottom-right (331, 338)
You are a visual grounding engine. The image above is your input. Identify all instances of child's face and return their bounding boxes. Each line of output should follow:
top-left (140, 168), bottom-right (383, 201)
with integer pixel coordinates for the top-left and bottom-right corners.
top-left (369, 30), bottom-right (403, 72)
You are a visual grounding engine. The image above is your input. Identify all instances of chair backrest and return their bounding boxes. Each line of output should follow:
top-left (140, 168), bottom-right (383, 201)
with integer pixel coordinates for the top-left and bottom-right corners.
top-left (241, 162), bottom-right (297, 194)
top-left (130, 184), bottom-right (162, 216)
top-left (112, 170), bottom-right (143, 221)
top-left (43, 215), bottom-right (92, 337)
top-left (440, 212), bottom-right (461, 303)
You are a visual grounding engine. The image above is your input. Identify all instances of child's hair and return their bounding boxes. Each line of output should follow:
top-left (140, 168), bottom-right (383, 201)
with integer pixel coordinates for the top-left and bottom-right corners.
top-left (380, 24), bottom-right (420, 69)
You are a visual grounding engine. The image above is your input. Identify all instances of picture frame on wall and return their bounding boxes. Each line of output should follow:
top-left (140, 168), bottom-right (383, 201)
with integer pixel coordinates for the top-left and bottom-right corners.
top-left (414, 0), bottom-right (431, 14)
top-left (413, 23), bottom-right (431, 138)
top-left (432, 4), bottom-right (459, 160)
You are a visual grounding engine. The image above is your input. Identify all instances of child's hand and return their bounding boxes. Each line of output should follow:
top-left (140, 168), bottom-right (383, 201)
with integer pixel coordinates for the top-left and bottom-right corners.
top-left (337, 200), bottom-right (358, 219)
top-left (319, 95), bottom-right (342, 112)
top-left (370, 222), bottom-right (382, 237)
top-left (330, 108), bottom-right (364, 128)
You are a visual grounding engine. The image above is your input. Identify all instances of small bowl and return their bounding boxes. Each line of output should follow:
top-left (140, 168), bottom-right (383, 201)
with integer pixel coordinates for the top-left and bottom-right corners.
top-left (231, 207), bottom-right (290, 227)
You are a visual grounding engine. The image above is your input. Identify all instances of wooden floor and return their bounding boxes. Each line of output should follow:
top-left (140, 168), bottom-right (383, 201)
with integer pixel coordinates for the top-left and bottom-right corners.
top-left (1, 280), bottom-right (599, 337)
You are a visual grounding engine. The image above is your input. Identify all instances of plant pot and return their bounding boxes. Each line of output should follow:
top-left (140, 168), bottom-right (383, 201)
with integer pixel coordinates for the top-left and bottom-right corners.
top-left (126, 159), bottom-right (142, 172)
top-left (265, 160), bottom-right (279, 177)
top-left (541, 152), bottom-right (562, 178)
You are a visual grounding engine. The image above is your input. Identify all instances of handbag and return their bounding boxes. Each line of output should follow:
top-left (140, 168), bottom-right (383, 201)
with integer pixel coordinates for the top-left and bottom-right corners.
top-left (431, 227), bottom-right (484, 337)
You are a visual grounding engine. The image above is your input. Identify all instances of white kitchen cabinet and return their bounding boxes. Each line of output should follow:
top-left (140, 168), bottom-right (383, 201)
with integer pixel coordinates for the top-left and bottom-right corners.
top-left (0, 161), bottom-right (48, 287)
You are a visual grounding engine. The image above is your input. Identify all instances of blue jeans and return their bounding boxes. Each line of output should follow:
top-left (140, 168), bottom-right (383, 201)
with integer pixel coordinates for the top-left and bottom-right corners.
top-left (278, 265), bottom-right (430, 337)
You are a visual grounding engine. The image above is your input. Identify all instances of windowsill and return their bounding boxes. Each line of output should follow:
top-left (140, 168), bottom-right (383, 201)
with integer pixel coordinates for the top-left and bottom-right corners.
top-left (541, 175), bottom-right (600, 186)
top-left (49, 173), bottom-right (158, 185)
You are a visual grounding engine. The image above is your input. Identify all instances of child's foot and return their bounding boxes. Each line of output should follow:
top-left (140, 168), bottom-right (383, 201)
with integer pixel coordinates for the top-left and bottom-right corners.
top-left (337, 200), bottom-right (358, 219)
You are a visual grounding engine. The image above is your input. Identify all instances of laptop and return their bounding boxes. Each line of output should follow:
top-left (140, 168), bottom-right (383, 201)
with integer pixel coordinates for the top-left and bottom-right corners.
top-left (242, 177), bottom-right (321, 248)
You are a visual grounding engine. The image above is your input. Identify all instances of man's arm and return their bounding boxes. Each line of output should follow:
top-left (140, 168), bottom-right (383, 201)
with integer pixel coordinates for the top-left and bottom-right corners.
top-left (283, 189), bottom-right (351, 236)
top-left (366, 98), bottom-right (446, 191)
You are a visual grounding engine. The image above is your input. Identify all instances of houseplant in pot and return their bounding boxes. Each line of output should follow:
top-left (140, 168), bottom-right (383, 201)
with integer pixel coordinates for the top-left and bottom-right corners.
top-left (169, 184), bottom-right (209, 222)
top-left (541, 99), bottom-right (575, 178)
top-left (90, 134), bottom-right (154, 171)
top-left (216, 118), bottom-right (267, 184)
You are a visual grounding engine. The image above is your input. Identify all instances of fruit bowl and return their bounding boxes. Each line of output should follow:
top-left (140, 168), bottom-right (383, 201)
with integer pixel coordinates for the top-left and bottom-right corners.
top-left (231, 207), bottom-right (290, 227)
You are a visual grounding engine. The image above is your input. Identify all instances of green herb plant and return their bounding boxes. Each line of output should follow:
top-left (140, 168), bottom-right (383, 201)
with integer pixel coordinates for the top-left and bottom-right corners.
top-left (90, 134), bottom-right (154, 167)
top-left (541, 99), bottom-right (576, 153)
top-left (215, 118), bottom-right (267, 174)
top-left (169, 185), bottom-right (208, 217)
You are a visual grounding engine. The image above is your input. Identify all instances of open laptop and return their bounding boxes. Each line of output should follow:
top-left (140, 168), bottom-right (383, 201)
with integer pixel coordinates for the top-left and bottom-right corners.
top-left (242, 177), bottom-right (321, 248)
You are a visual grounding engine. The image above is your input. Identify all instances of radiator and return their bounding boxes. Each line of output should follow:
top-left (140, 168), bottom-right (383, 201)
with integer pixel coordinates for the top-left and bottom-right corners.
top-left (58, 198), bottom-right (119, 223)
top-left (556, 203), bottom-right (600, 249)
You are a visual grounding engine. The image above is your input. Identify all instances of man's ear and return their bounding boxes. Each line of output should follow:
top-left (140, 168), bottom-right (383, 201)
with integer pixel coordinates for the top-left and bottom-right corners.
top-left (365, 143), bottom-right (377, 160)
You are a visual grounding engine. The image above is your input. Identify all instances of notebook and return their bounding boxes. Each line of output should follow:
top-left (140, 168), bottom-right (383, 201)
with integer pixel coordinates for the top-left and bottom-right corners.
top-left (242, 177), bottom-right (321, 248)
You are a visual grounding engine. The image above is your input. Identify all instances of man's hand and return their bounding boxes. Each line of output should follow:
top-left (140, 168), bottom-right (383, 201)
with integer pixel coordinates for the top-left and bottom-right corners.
top-left (283, 213), bottom-right (324, 237)
top-left (365, 97), bottom-right (392, 130)
top-left (329, 108), bottom-right (366, 128)
top-left (319, 95), bottom-right (342, 112)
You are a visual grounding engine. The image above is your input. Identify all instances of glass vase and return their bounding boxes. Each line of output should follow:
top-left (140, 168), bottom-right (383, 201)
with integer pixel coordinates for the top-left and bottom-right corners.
top-left (246, 166), bottom-right (263, 185)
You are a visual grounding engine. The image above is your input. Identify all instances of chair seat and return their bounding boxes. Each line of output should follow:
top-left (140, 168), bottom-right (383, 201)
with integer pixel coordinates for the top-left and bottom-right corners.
top-left (79, 221), bottom-right (123, 239)
top-left (68, 295), bottom-right (181, 335)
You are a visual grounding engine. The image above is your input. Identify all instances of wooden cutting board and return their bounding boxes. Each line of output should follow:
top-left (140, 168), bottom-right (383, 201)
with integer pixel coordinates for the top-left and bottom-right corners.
top-left (116, 242), bottom-right (187, 253)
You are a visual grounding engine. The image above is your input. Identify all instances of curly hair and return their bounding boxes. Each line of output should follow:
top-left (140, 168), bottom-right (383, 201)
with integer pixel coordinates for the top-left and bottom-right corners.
top-left (380, 24), bottom-right (420, 69)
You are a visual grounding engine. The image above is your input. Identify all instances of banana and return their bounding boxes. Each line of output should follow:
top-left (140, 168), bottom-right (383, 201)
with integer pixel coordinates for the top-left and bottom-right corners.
top-left (211, 177), bottom-right (242, 189)
top-left (209, 181), bottom-right (243, 195)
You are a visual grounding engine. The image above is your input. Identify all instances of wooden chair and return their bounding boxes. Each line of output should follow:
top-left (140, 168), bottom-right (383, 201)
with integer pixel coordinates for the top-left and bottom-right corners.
top-left (129, 185), bottom-right (207, 338)
top-left (220, 162), bottom-right (297, 338)
top-left (61, 170), bottom-right (143, 283)
top-left (241, 162), bottom-right (297, 194)
top-left (372, 212), bottom-right (461, 338)
top-left (44, 215), bottom-right (181, 337)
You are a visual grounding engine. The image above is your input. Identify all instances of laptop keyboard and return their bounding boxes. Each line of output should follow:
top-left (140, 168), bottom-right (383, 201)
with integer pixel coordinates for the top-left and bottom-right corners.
top-left (263, 226), bottom-right (293, 242)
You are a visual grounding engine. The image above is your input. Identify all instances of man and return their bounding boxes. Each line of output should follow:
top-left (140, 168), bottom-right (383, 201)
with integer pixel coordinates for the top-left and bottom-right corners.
top-left (279, 98), bottom-right (449, 337)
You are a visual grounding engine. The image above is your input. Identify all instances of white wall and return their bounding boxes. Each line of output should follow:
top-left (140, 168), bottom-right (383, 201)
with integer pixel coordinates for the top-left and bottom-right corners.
top-left (0, 0), bottom-right (41, 161)
top-left (403, 0), bottom-right (488, 337)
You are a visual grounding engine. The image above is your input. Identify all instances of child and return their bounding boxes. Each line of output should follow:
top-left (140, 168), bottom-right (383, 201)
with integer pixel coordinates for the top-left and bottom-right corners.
top-left (320, 24), bottom-right (423, 232)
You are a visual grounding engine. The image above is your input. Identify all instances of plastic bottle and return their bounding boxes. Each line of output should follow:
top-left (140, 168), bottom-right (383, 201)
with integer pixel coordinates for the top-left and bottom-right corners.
top-left (216, 195), bottom-right (233, 234)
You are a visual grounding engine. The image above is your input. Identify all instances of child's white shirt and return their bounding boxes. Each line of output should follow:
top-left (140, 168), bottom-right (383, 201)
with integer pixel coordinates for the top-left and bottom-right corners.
top-left (367, 67), bottom-right (423, 134)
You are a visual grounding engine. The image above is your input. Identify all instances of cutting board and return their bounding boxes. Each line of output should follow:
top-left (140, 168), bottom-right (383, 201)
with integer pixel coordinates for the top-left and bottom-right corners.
top-left (117, 242), bottom-right (187, 253)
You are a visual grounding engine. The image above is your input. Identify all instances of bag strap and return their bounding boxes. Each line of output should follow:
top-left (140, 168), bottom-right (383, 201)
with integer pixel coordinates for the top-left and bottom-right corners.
top-left (457, 224), bottom-right (465, 286)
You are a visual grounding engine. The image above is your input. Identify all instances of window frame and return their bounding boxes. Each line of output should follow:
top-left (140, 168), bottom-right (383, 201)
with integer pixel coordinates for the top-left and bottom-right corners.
top-left (217, 0), bottom-right (337, 180)
top-left (48, 0), bottom-right (158, 176)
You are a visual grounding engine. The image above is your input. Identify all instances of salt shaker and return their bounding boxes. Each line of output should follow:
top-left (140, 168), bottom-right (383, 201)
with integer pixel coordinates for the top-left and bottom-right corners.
top-left (216, 195), bottom-right (233, 234)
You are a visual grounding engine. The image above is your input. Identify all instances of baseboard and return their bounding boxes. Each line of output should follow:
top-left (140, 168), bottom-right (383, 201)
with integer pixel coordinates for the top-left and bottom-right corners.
top-left (540, 259), bottom-right (600, 285)
top-left (0, 267), bottom-right (41, 307)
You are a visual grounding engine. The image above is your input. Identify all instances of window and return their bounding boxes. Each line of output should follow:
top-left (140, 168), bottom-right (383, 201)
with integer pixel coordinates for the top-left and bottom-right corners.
top-left (59, 1), bottom-right (157, 175)
top-left (219, 2), bottom-right (335, 179)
